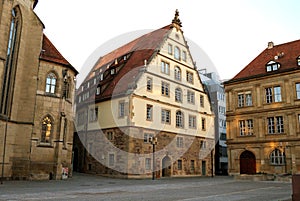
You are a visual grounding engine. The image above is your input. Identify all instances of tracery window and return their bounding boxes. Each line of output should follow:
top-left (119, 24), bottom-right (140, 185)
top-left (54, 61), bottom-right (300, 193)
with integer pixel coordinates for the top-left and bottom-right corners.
top-left (41, 116), bottom-right (53, 143)
top-left (46, 73), bottom-right (57, 94)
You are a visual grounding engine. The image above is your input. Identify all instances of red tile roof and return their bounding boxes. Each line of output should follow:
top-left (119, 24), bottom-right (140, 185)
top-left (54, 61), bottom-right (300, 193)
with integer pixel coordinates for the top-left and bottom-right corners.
top-left (78, 24), bottom-right (173, 101)
top-left (229, 39), bottom-right (300, 82)
top-left (40, 34), bottom-right (78, 74)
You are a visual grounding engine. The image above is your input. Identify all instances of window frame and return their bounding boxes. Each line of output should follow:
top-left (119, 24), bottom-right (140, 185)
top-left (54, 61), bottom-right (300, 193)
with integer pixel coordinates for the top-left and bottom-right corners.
top-left (175, 87), bottom-right (182, 102)
top-left (146, 104), bottom-right (153, 121)
top-left (188, 115), bottom-right (197, 129)
top-left (161, 81), bottom-right (170, 97)
top-left (186, 71), bottom-right (194, 84)
top-left (187, 90), bottom-right (195, 104)
top-left (176, 111), bottom-right (184, 128)
top-left (161, 109), bottom-right (171, 124)
top-left (174, 66), bottom-right (181, 81)
top-left (270, 149), bottom-right (285, 165)
top-left (265, 86), bottom-right (282, 103)
top-left (45, 72), bottom-right (57, 94)
top-left (41, 115), bottom-right (53, 144)
top-left (146, 77), bottom-right (153, 92)
top-left (174, 46), bottom-right (181, 60)
top-left (267, 116), bottom-right (284, 134)
top-left (118, 101), bottom-right (125, 118)
top-left (161, 60), bottom-right (170, 75)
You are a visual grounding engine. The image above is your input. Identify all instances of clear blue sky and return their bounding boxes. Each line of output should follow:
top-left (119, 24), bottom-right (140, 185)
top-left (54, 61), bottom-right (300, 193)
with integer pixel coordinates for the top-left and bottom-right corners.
top-left (35, 0), bottom-right (300, 81)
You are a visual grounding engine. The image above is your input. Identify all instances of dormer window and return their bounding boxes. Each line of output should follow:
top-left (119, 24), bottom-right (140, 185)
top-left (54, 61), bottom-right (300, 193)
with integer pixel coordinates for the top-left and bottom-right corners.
top-left (297, 56), bottom-right (300, 66)
top-left (266, 61), bottom-right (280, 72)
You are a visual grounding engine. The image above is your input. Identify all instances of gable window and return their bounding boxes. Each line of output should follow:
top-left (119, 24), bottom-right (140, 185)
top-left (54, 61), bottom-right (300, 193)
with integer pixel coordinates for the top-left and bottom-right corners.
top-left (188, 115), bottom-right (196, 129)
top-left (266, 61), bottom-right (280, 72)
top-left (161, 61), bottom-right (170, 75)
top-left (270, 149), bottom-right (285, 165)
top-left (176, 111), bottom-right (184, 128)
top-left (174, 46), bottom-right (180, 60)
top-left (45, 73), bottom-right (57, 94)
top-left (175, 87), bottom-right (182, 102)
top-left (200, 95), bottom-right (204, 107)
top-left (265, 86), bottom-right (281, 103)
top-left (41, 116), bottom-right (53, 143)
top-left (238, 92), bottom-right (252, 107)
top-left (297, 56), bottom-right (300, 66)
top-left (161, 109), bottom-right (171, 124)
top-left (296, 83), bottom-right (300, 99)
top-left (201, 117), bottom-right (206, 131)
top-left (187, 90), bottom-right (195, 104)
top-left (267, 116), bottom-right (284, 134)
top-left (174, 66), bottom-right (181, 80)
top-left (161, 81), bottom-right (170, 96)
top-left (118, 101), bottom-right (125, 118)
top-left (186, 71), bottom-right (194, 84)
top-left (147, 77), bottom-right (152, 91)
top-left (176, 136), bottom-right (183, 148)
top-left (168, 44), bottom-right (173, 55)
top-left (239, 119), bottom-right (254, 136)
top-left (182, 51), bottom-right (187, 62)
top-left (146, 104), bottom-right (153, 121)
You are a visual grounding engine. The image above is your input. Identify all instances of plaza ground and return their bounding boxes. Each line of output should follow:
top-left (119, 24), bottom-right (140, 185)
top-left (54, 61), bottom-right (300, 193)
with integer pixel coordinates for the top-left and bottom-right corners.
top-left (0, 173), bottom-right (292, 201)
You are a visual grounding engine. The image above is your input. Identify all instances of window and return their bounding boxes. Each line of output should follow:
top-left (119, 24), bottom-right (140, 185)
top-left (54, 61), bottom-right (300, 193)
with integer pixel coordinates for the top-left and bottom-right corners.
top-left (219, 106), bottom-right (226, 115)
top-left (189, 115), bottom-right (196, 129)
top-left (190, 160), bottom-right (195, 171)
top-left (174, 46), bottom-right (180, 60)
top-left (119, 101), bottom-right (125, 118)
top-left (265, 86), bottom-right (282, 103)
top-left (297, 56), bottom-right (300, 66)
top-left (186, 71), bottom-right (194, 84)
top-left (107, 131), bottom-right (114, 140)
top-left (45, 73), bottom-right (57, 94)
top-left (270, 149), bottom-right (285, 165)
top-left (176, 111), bottom-right (184, 128)
top-left (174, 66), bottom-right (181, 80)
top-left (201, 118), bottom-right (206, 130)
top-left (161, 61), bottom-right (170, 74)
top-left (147, 77), bottom-right (152, 91)
top-left (177, 160), bottom-right (182, 170)
top-left (238, 92), bottom-right (252, 107)
top-left (145, 158), bottom-right (151, 170)
top-left (168, 44), bottom-right (172, 55)
top-left (41, 116), bottom-right (52, 143)
top-left (239, 119), bottom-right (253, 136)
top-left (176, 136), bottom-right (183, 148)
top-left (96, 86), bottom-right (101, 95)
top-left (175, 88), bottom-right (182, 102)
top-left (220, 133), bottom-right (226, 141)
top-left (161, 82), bottom-right (170, 96)
top-left (109, 154), bottom-right (115, 166)
top-left (161, 109), bottom-right (171, 124)
top-left (267, 116), bottom-right (284, 134)
top-left (1, 8), bottom-right (21, 115)
top-left (182, 51), bottom-right (187, 62)
top-left (200, 140), bottom-right (206, 149)
top-left (89, 107), bottom-right (98, 122)
top-left (200, 95), bottom-right (204, 107)
top-left (296, 83), bottom-right (300, 99)
top-left (266, 61), bottom-right (280, 72)
top-left (144, 133), bottom-right (154, 143)
top-left (187, 90), bottom-right (195, 104)
top-left (146, 104), bottom-right (153, 121)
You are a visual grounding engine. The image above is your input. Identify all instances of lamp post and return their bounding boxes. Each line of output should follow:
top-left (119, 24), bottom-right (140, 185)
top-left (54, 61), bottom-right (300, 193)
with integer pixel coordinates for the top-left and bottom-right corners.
top-left (149, 137), bottom-right (158, 180)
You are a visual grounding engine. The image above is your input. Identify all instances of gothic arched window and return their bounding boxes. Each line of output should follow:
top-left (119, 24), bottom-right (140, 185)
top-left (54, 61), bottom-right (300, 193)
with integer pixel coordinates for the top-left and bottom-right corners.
top-left (41, 116), bottom-right (53, 143)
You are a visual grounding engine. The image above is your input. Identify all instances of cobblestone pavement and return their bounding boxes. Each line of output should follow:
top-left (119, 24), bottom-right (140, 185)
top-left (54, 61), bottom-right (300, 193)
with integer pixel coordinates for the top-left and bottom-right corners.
top-left (0, 173), bottom-right (292, 201)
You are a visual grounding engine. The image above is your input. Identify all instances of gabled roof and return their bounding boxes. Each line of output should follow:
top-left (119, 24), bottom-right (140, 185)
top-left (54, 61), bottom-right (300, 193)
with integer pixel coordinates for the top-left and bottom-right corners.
top-left (40, 34), bottom-right (78, 74)
top-left (228, 39), bottom-right (300, 83)
top-left (79, 24), bottom-right (173, 101)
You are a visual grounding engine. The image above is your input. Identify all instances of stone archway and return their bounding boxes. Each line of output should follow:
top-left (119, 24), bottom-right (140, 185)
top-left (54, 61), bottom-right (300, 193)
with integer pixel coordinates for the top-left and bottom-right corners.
top-left (240, 150), bottom-right (256, 174)
top-left (162, 156), bottom-right (171, 177)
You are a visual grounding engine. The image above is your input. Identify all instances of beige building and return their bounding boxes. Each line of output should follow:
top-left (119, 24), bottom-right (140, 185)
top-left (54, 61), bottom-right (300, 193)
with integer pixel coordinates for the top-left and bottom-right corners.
top-left (224, 40), bottom-right (300, 175)
top-left (0, 0), bottom-right (78, 180)
top-left (74, 10), bottom-right (215, 178)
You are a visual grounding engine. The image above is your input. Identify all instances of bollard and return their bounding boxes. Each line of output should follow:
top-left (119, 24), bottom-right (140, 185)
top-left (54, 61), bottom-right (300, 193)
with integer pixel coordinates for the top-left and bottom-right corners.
top-left (292, 174), bottom-right (300, 201)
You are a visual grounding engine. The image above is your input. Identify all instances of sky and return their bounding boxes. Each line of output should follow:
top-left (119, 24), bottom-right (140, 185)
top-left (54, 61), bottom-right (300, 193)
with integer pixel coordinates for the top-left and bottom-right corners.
top-left (34, 0), bottom-right (300, 83)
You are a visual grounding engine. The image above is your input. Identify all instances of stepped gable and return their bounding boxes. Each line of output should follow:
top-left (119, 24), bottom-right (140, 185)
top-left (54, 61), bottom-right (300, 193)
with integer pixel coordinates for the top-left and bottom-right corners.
top-left (83, 24), bottom-right (173, 99)
top-left (231, 39), bottom-right (300, 81)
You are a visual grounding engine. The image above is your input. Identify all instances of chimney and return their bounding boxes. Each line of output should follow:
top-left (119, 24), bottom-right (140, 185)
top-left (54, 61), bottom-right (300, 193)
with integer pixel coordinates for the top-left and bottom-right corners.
top-left (268, 41), bottom-right (274, 49)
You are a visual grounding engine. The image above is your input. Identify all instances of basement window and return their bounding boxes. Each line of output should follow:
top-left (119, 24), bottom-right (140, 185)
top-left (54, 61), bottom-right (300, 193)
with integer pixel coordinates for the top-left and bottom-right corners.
top-left (266, 61), bottom-right (280, 72)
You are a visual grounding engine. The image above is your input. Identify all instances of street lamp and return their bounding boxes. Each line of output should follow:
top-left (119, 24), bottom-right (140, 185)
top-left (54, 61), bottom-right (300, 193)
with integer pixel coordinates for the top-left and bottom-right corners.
top-left (149, 137), bottom-right (158, 180)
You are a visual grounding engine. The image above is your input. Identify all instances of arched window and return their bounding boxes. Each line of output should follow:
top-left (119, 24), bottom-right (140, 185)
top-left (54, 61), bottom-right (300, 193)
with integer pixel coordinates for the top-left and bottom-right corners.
top-left (174, 66), bottom-right (181, 80)
top-left (0, 7), bottom-right (22, 115)
top-left (46, 73), bottom-right (57, 94)
top-left (176, 111), bottom-right (184, 128)
top-left (175, 88), bottom-right (182, 102)
top-left (270, 149), bottom-right (285, 165)
top-left (41, 116), bottom-right (53, 143)
top-left (174, 46), bottom-right (180, 60)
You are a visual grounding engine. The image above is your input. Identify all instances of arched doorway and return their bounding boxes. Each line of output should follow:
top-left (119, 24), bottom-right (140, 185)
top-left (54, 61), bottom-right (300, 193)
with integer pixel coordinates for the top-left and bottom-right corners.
top-left (240, 150), bottom-right (256, 174)
top-left (162, 156), bottom-right (171, 177)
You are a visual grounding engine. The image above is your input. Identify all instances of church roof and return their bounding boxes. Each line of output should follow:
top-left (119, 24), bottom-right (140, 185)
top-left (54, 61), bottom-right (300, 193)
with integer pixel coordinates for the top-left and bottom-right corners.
top-left (227, 39), bottom-right (300, 83)
top-left (40, 34), bottom-right (78, 74)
